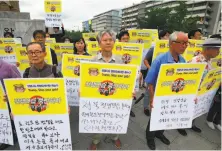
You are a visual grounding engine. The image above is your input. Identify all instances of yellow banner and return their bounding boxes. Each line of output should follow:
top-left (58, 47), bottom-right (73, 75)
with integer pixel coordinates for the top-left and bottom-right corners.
top-left (0, 44), bottom-right (17, 55)
top-left (82, 33), bottom-right (98, 41)
top-left (128, 29), bottom-right (153, 49)
top-left (15, 47), bottom-right (30, 73)
top-left (184, 40), bottom-right (204, 62)
top-left (4, 78), bottom-right (67, 115)
top-left (155, 63), bottom-right (206, 96)
top-left (0, 38), bottom-right (21, 45)
top-left (0, 83), bottom-right (7, 110)
top-left (50, 43), bottom-right (73, 63)
top-left (152, 40), bottom-right (169, 61)
top-left (46, 38), bottom-right (56, 44)
top-left (86, 41), bottom-right (100, 56)
top-left (62, 54), bottom-right (93, 78)
top-left (44, 0), bottom-right (62, 13)
top-left (198, 68), bottom-right (221, 95)
top-left (80, 62), bottom-right (137, 99)
top-left (112, 42), bottom-right (143, 66)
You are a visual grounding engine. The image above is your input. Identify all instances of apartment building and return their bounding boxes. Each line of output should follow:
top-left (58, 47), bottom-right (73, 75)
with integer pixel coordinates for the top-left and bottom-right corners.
top-left (91, 9), bottom-right (122, 33)
top-left (122, 0), bottom-right (221, 35)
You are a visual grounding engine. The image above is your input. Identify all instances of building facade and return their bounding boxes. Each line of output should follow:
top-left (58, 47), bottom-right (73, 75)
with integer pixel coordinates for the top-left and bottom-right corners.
top-left (91, 9), bottom-right (122, 33)
top-left (122, 0), bottom-right (221, 35)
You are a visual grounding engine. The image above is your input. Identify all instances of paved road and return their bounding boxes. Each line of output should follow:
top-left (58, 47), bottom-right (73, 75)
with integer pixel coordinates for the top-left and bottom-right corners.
top-left (6, 89), bottom-right (221, 150)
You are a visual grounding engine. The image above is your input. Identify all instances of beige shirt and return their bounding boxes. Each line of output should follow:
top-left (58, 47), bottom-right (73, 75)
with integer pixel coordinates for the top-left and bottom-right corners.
top-left (93, 52), bottom-right (123, 64)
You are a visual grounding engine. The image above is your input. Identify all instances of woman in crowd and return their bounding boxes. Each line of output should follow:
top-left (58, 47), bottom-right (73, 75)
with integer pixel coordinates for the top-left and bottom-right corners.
top-left (62, 36), bottom-right (72, 43)
top-left (73, 37), bottom-right (90, 55)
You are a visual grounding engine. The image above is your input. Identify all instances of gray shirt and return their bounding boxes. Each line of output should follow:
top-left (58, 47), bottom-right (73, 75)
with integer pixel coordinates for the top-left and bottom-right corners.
top-left (23, 64), bottom-right (62, 78)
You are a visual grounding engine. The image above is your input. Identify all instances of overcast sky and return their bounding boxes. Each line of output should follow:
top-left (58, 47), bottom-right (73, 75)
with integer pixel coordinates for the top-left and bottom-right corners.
top-left (19, 0), bottom-right (142, 31)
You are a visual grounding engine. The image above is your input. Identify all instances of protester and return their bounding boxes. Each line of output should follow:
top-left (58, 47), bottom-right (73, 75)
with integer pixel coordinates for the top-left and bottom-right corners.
top-left (188, 29), bottom-right (202, 40)
top-left (46, 33), bottom-right (50, 38)
top-left (33, 30), bottom-right (58, 65)
top-left (73, 37), bottom-right (90, 55)
top-left (189, 36), bottom-right (221, 133)
top-left (118, 30), bottom-right (136, 118)
top-left (0, 59), bottom-right (21, 150)
top-left (4, 32), bottom-right (14, 38)
top-left (145, 31), bottom-right (189, 150)
top-left (46, 24), bottom-right (65, 42)
top-left (89, 30), bottom-right (136, 150)
top-left (143, 30), bottom-right (171, 116)
top-left (23, 42), bottom-right (62, 78)
top-left (62, 36), bottom-right (72, 43)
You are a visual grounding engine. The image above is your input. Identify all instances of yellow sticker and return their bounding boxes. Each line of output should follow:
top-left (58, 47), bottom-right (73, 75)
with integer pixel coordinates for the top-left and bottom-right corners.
top-left (45, 0), bottom-right (62, 13)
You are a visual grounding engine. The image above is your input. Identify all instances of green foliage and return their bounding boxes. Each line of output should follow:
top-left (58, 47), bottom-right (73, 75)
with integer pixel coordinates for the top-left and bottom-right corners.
top-left (137, 1), bottom-right (200, 32)
top-left (64, 30), bottom-right (83, 40)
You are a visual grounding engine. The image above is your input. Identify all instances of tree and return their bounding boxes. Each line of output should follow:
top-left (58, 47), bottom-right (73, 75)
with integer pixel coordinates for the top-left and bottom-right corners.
top-left (64, 30), bottom-right (82, 40)
top-left (137, 1), bottom-right (200, 32)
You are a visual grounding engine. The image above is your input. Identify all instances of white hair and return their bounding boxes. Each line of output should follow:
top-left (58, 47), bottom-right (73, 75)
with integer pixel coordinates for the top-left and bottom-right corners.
top-left (97, 30), bottom-right (116, 43)
top-left (169, 31), bottom-right (186, 43)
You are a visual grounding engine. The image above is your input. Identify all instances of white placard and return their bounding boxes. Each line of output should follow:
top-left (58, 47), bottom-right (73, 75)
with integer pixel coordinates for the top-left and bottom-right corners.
top-left (45, 13), bottom-right (62, 27)
top-left (0, 109), bottom-right (14, 145)
top-left (79, 98), bottom-right (132, 134)
top-left (150, 94), bottom-right (196, 131)
top-left (14, 114), bottom-right (72, 150)
top-left (193, 89), bottom-right (218, 119)
top-left (0, 54), bottom-right (16, 65)
top-left (65, 78), bottom-right (80, 106)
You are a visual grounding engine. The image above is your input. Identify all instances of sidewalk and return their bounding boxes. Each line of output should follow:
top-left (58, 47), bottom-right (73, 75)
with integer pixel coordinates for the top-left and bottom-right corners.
top-left (6, 90), bottom-right (221, 150)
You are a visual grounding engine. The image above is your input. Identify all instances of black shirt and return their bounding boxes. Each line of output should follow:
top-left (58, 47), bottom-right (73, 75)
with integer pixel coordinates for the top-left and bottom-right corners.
top-left (50, 48), bottom-right (58, 65)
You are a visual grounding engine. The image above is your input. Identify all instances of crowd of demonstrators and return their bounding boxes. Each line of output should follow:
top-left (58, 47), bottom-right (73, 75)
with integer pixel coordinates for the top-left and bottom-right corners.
top-left (45, 24), bottom-right (65, 42)
top-left (143, 30), bottom-right (171, 117)
top-left (0, 26), bottom-right (221, 151)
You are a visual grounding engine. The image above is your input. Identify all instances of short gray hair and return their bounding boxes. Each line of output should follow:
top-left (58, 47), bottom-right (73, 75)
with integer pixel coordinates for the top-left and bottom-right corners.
top-left (96, 30), bottom-right (116, 43)
top-left (26, 42), bottom-right (46, 52)
top-left (169, 31), bottom-right (186, 43)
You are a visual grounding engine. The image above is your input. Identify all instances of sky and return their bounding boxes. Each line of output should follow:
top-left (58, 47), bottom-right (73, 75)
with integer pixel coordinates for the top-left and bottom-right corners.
top-left (19, 0), bottom-right (143, 31)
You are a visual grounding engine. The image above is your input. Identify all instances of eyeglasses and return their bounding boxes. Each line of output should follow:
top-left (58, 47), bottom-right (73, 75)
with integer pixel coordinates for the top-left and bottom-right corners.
top-left (27, 51), bottom-right (43, 56)
top-left (173, 41), bottom-right (189, 45)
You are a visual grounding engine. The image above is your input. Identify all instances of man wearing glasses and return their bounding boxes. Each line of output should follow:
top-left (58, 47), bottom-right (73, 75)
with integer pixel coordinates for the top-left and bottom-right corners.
top-left (145, 31), bottom-right (189, 150)
top-left (23, 42), bottom-right (62, 78)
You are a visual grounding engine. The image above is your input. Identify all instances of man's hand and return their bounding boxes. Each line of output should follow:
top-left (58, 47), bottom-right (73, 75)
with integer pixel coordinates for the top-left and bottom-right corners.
top-left (3, 95), bottom-right (8, 102)
top-left (194, 98), bottom-right (198, 104)
top-left (150, 98), bottom-right (154, 109)
top-left (132, 91), bottom-right (136, 99)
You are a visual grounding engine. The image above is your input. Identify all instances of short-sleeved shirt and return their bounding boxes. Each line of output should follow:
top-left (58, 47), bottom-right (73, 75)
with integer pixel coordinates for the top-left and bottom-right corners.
top-left (145, 51), bottom-right (186, 88)
top-left (93, 53), bottom-right (122, 64)
top-left (188, 53), bottom-right (212, 81)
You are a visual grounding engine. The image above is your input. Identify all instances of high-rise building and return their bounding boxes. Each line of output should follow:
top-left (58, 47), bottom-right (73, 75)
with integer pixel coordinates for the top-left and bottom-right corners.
top-left (82, 20), bottom-right (91, 32)
top-left (122, 0), bottom-right (221, 35)
top-left (91, 9), bottom-right (122, 33)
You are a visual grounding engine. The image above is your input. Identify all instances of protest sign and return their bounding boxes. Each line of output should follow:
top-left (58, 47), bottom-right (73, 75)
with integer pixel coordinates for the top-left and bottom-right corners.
top-left (62, 54), bottom-right (93, 106)
top-left (82, 33), bottom-right (98, 41)
top-left (112, 42), bottom-right (144, 91)
top-left (79, 62), bottom-right (137, 133)
top-left (0, 44), bottom-right (19, 64)
top-left (211, 49), bottom-right (221, 69)
top-left (152, 40), bottom-right (169, 61)
top-left (128, 29), bottom-right (153, 50)
top-left (50, 43), bottom-right (73, 70)
top-left (184, 40), bottom-right (204, 62)
top-left (44, 0), bottom-right (62, 27)
top-left (0, 38), bottom-right (21, 45)
top-left (0, 83), bottom-right (14, 145)
top-left (150, 63), bottom-right (206, 131)
top-left (4, 78), bottom-right (72, 150)
top-left (86, 41), bottom-right (100, 56)
top-left (46, 38), bottom-right (56, 44)
top-left (193, 68), bottom-right (221, 119)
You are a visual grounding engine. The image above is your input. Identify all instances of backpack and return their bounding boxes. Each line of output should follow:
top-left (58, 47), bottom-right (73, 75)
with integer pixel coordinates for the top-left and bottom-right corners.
top-left (23, 65), bottom-right (62, 78)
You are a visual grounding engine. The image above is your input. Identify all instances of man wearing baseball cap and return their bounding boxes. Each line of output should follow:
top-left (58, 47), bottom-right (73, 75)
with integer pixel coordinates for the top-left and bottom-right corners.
top-left (188, 37), bottom-right (221, 133)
